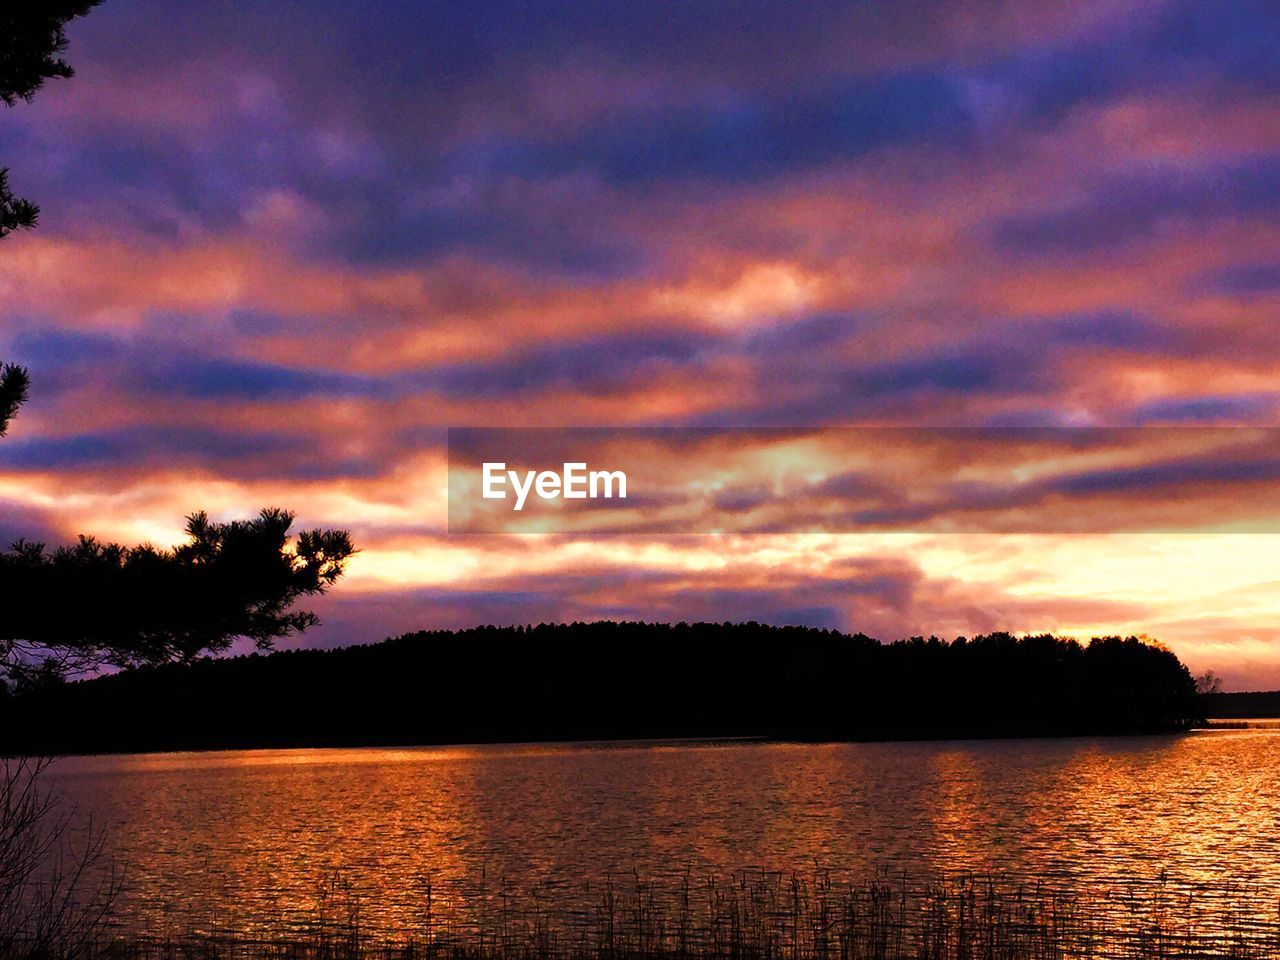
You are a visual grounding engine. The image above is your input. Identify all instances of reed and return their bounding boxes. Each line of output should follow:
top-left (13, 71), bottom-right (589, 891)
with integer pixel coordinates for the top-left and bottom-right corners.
top-left (41, 868), bottom-right (1280, 960)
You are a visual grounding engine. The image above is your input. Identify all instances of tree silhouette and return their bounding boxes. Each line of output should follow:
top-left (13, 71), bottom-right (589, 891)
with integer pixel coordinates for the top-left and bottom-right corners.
top-left (0, 362), bottom-right (29, 436)
top-left (0, 5), bottom-right (357, 687)
top-left (0, 509), bottom-right (354, 687)
top-left (0, 2), bottom-right (353, 686)
top-left (0, 169), bottom-right (40, 239)
top-left (1196, 670), bottom-right (1223, 695)
top-left (0, 353), bottom-right (352, 687)
top-left (0, 622), bottom-right (1207, 754)
top-left (1, 2), bottom-right (102, 237)
top-left (0, 358), bottom-right (353, 686)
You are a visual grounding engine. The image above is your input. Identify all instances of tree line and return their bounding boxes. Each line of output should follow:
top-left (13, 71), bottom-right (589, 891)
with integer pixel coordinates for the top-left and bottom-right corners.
top-left (0, 622), bottom-right (1204, 754)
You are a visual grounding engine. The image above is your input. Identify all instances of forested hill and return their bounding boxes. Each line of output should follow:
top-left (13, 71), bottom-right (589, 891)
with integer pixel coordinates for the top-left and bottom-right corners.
top-left (0, 622), bottom-right (1203, 755)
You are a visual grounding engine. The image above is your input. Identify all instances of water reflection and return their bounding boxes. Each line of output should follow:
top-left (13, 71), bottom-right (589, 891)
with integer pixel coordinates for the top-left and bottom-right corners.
top-left (43, 729), bottom-right (1280, 937)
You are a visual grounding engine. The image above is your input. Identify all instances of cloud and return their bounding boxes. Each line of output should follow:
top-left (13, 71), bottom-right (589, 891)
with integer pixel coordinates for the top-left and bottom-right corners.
top-left (992, 159), bottom-right (1280, 258)
top-left (1201, 262), bottom-right (1280, 295)
top-left (0, 426), bottom-right (307, 473)
top-left (2, 0), bottom-right (1280, 687)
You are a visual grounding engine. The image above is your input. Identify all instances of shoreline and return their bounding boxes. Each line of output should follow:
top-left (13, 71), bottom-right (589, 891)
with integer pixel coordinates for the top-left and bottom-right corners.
top-left (12, 723), bottom-right (1230, 762)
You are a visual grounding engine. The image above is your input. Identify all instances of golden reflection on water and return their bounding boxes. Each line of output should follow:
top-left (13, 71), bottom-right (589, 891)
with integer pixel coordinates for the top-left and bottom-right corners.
top-left (43, 730), bottom-right (1280, 937)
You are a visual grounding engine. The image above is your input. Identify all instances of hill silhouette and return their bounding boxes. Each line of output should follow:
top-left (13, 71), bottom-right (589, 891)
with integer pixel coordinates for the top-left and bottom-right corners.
top-left (1202, 690), bottom-right (1280, 719)
top-left (0, 622), bottom-right (1203, 754)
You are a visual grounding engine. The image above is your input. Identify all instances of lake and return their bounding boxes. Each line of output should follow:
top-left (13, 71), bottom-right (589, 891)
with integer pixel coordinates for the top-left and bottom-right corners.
top-left (41, 726), bottom-right (1280, 941)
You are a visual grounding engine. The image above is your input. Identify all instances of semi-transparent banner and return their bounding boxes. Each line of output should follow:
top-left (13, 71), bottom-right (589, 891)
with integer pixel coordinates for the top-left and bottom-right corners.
top-left (447, 427), bottom-right (1280, 534)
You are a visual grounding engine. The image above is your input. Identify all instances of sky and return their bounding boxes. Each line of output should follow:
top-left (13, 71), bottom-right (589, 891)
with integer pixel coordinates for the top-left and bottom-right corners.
top-left (1, 0), bottom-right (1279, 688)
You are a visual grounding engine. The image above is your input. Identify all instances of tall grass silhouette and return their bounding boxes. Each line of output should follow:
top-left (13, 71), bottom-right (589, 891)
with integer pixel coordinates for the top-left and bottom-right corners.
top-left (61, 868), bottom-right (1280, 960)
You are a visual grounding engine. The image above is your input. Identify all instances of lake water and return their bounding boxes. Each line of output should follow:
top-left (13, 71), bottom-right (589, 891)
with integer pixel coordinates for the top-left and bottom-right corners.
top-left (41, 726), bottom-right (1280, 940)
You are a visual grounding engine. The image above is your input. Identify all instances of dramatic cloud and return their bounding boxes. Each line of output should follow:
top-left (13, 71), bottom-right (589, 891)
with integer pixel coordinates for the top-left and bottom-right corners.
top-left (1, 0), bottom-right (1278, 686)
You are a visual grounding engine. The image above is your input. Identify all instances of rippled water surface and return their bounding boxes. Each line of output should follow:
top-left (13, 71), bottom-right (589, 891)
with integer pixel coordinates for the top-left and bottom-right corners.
top-left (43, 727), bottom-right (1280, 936)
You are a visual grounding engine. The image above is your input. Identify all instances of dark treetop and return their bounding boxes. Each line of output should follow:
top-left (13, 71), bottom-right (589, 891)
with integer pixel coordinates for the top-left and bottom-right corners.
top-left (0, 509), bottom-right (354, 688)
top-left (1, 2), bottom-right (102, 237)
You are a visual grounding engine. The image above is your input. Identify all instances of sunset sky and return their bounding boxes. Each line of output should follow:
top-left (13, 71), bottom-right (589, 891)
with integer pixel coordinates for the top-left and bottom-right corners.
top-left (2, 1), bottom-right (1279, 688)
